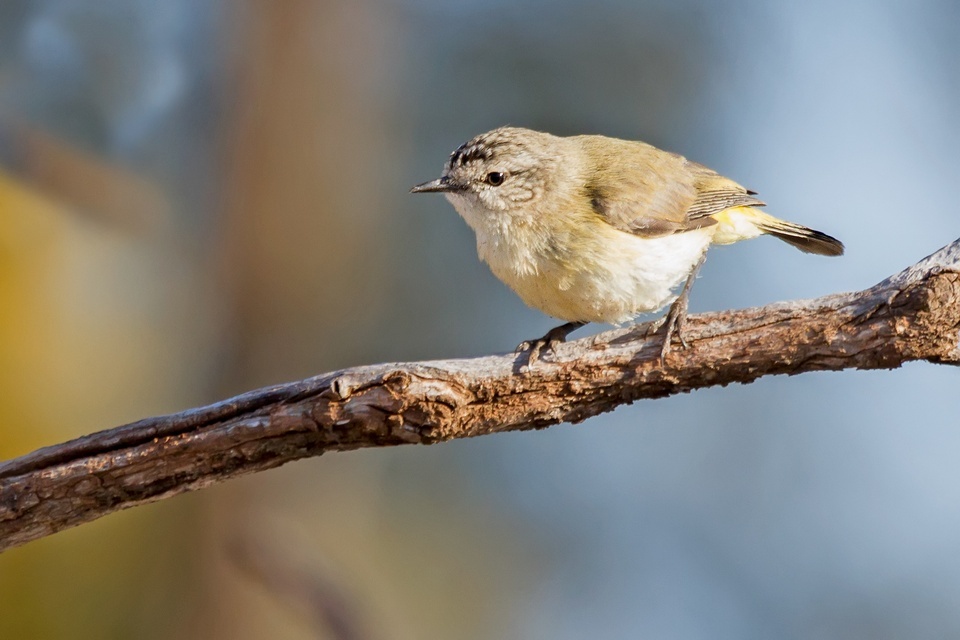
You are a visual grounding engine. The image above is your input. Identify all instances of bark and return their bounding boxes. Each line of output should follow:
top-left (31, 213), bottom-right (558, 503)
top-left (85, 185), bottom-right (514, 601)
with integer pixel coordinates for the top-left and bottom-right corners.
top-left (1, 238), bottom-right (958, 552)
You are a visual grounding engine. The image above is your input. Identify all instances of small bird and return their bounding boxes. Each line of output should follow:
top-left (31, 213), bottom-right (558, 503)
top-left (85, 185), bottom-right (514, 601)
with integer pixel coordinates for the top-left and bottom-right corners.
top-left (412, 126), bottom-right (843, 364)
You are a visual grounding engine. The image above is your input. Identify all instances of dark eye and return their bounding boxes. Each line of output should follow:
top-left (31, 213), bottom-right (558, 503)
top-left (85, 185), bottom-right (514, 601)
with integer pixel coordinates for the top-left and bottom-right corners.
top-left (485, 171), bottom-right (505, 186)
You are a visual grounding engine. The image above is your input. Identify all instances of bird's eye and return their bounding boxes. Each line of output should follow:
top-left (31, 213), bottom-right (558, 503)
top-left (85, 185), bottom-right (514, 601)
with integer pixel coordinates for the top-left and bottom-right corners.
top-left (485, 171), bottom-right (505, 186)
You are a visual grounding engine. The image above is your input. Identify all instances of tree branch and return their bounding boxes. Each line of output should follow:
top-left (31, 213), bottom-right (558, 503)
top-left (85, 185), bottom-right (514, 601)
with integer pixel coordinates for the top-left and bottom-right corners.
top-left (2, 239), bottom-right (959, 552)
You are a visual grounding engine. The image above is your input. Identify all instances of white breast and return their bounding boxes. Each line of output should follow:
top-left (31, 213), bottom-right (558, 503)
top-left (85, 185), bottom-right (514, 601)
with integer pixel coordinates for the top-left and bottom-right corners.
top-left (448, 193), bottom-right (712, 324)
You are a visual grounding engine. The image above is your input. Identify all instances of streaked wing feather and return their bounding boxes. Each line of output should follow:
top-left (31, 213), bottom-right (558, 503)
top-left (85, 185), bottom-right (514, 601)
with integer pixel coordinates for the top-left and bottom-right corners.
top-left (687, 189), bottom-right (766, 220)
top-left (581, 138), bottom-right (763, 238)
top-left (686, 161), bottom-right (766, 220)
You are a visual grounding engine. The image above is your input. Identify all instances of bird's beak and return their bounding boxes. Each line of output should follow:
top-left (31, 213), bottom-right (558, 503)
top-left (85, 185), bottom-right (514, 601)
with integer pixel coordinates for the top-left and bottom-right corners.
top-left (410, 176), bottom-right (458, 194)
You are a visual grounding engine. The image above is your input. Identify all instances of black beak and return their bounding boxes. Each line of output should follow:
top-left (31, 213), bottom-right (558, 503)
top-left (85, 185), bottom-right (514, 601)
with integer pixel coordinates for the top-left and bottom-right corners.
top-left (410, 176), bottom-right (459, 194)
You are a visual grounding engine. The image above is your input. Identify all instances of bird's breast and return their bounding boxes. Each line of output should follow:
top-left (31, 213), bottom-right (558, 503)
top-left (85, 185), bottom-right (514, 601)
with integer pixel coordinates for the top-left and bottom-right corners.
top-left (467, 212), bottom-right (712, 324)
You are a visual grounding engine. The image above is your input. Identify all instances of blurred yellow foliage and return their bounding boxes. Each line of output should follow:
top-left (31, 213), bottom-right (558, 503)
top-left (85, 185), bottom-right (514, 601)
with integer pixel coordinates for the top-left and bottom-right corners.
top-left (0, 159), bottom-right (218, 638)
top-left (0, 166), bottom-right (203, 455)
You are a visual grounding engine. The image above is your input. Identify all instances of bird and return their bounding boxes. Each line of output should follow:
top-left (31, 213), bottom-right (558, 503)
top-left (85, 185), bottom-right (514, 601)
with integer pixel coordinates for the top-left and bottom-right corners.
top-left (411, 126), bottom-right (844, 364)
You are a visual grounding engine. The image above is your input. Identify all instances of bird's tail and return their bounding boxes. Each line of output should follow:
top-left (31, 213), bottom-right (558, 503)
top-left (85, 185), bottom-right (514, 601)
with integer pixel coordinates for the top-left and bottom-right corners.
top-left (712, 207), bottom-right (844, 256)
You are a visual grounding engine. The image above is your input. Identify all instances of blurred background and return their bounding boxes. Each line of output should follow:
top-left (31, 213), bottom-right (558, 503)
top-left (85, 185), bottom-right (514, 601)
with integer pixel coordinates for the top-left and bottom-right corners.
top-left (0, 1), bottom-right (958, 638)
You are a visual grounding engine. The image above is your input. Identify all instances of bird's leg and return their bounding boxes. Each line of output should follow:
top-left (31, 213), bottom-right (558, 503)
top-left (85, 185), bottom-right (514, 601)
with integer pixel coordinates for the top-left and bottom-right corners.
top-left (657, 250), bottom-right (707, 364)
top-left (516, 321), bottom-right (587, 365)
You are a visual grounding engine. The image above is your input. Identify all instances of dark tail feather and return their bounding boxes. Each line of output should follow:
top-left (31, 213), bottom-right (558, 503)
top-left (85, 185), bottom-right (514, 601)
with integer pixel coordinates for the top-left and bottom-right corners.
top-left (756, 219), bottom-right (845, 256)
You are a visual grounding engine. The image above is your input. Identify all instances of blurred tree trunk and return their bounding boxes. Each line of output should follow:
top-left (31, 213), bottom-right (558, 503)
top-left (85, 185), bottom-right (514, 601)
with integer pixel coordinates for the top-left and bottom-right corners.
top-left (199, 2), bottom-right (397, 638)
top-left (220, 0), bottom-right (394, 389)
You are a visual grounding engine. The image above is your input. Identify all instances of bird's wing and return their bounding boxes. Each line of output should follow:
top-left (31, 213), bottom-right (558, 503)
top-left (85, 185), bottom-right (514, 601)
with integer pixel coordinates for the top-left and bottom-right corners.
top-left (684, 161), bottom-right (766, 220)
top-left (579, 137), bottom-right (765, 238)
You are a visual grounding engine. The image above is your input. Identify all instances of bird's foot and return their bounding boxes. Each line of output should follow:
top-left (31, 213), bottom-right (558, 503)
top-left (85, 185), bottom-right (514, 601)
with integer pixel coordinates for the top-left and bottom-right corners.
top-left (654, 248), bottom-right (705, 364)
top-left (656, 294), bottom-right (691, 365)
top-left (516, 321), bottom-right (586, 366)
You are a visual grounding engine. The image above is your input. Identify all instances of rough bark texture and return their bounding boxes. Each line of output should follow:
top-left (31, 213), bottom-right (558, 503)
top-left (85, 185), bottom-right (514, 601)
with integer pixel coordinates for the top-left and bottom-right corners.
top-left (1, 239), bottom-right (959, 552)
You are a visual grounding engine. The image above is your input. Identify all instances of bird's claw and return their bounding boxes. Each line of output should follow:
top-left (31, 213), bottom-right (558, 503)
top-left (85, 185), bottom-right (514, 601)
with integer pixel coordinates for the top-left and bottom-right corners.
top-left (656, 291), bottom-right (691, 364)
top-left (516, 336), bottom-right (564, 366)
top-left (515, 337), bottom-right (550, 366)
top-left (654, 249), bottom-right (705, 364)
top-left (515, 321), bottom-right (586, 367)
